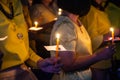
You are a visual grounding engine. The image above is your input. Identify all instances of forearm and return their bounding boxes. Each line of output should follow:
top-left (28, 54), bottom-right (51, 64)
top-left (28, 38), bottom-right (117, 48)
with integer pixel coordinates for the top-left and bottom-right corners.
top-left (26, 48), bottom-right (43, 68)
top-left (70, 54), bottom-right (99, 71)
top-left (62, 45), bottom-right (114, 72)
top-left (60, 51), bottom-right (103, 72)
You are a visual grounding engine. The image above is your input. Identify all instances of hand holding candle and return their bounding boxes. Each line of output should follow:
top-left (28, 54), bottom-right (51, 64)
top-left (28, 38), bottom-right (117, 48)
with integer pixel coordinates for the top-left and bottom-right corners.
top-left (56, 33), bottom-right (60, 58)
top-left (110, 27), bottom-right (114, 44)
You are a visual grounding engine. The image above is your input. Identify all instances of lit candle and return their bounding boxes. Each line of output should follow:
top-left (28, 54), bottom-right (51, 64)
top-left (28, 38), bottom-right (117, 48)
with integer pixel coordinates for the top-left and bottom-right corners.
top-left (58, 8), bottom-right (62, 16)
top-left (34, 21), bottom-right (38, 28)
top-left (56, 33), bottom-right (60, 58)
top-left (29, 21), bottom-right (43, 31)
top-left (110, 27), bottom-right (114, 44)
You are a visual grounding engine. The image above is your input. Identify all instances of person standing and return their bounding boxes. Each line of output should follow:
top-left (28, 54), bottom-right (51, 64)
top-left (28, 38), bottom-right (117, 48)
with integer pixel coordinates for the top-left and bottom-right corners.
top-left (50, 0), bottom-right (115, 80)
top-left (0, 0), bottom-right (61, 80)
top-left (80, 0), bottom-right (112, 80)
top-left (105, 0), bottom-right (120, 80)
top-left (30, 0), bottom-right (58, 26)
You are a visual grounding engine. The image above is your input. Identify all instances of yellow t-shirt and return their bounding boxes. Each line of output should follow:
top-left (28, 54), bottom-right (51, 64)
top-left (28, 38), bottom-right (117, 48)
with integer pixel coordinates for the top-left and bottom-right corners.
top-left (0, 0), bottom-right (42, 70)
top-left (81, 6), bottom-right (111, 69)
top-left (105, 3), bottom-right (120, 60)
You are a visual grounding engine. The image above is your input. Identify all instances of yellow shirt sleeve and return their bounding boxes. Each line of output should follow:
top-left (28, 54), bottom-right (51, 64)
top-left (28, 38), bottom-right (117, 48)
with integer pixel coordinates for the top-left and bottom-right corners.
top-left (26, 48), bottom-right (43, 68)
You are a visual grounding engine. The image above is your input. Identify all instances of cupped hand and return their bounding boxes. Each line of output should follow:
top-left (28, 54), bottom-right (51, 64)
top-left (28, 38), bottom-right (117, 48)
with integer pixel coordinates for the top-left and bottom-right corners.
top-left (37, 57), bottom-right (62, 73)
top-left (96, 44), bottom-right (116, 60)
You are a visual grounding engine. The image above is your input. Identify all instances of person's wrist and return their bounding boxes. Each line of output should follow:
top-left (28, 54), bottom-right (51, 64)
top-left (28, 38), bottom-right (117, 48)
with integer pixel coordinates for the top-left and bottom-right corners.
top-left (92, 53), bottom-right (101, 62)
top-left (37, 59), bottom-right (44, 68)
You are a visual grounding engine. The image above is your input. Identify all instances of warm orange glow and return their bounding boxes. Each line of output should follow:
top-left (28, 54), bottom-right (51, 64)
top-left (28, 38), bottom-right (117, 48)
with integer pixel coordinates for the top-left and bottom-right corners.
top-left (110, 27), bottom-right (114, 44)
top-left (56, 33), bottom-right (60, 58)
top-left (34, 21), bottom-right (38, 28)
top-left (29, 21), bottom-right (43, 31)
top-left (56, 33), bottom-right (60, 39)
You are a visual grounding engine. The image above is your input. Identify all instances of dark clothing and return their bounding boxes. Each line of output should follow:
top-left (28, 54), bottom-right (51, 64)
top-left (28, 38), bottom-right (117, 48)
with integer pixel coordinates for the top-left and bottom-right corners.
top-left (0, 64), bottom-right (37, 80)
top-left (0, 52), bottom-right (3, 69)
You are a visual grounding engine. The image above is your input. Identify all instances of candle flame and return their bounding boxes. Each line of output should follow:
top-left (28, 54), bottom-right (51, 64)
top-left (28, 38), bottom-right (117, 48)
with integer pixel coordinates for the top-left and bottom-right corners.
top-left (110, 27), bottom-right (114, 44)
top-left (56, 33), bottom-right (60, 39)
top-left (34, 21), bottom-right (38, 27)
top-left (58, 8), bottom-right (62, 15)
top-left (110, 27), bottom-right (114, 32)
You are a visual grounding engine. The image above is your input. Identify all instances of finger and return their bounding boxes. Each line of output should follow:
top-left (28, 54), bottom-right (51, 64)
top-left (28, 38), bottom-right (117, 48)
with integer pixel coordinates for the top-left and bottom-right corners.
top-left (51, 67), bottom-right (61, 73)
top-left (54, 63), bottom-right (63, 68)
top-left (44, 58), bottom-right (56, 65)
top-left (45, 66), bottom-right (61, 73)
top-left (108, 45), bottom-right (116, 54)
top-left (49, 57), bottom-right (61, 64)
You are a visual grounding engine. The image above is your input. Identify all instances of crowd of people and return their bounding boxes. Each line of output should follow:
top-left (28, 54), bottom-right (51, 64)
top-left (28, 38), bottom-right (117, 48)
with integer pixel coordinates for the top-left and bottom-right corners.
top-left (0, 0), bottom-right (120, 80)
top-left (80, 0), bottom-right (112, 80)
top-left (0, 0), bottom-right (61, 80)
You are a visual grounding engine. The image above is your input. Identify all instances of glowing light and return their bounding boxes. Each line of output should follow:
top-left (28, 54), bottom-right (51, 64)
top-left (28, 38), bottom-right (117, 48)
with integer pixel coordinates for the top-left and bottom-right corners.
top-left (110, 27), bottom-right (114, 44)
top-left (58, 8), bottom-right (62, 15)
top-left (34, 21), bottom-right (38, 28)
top-left (56, 33), bottom-right (60, 58)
